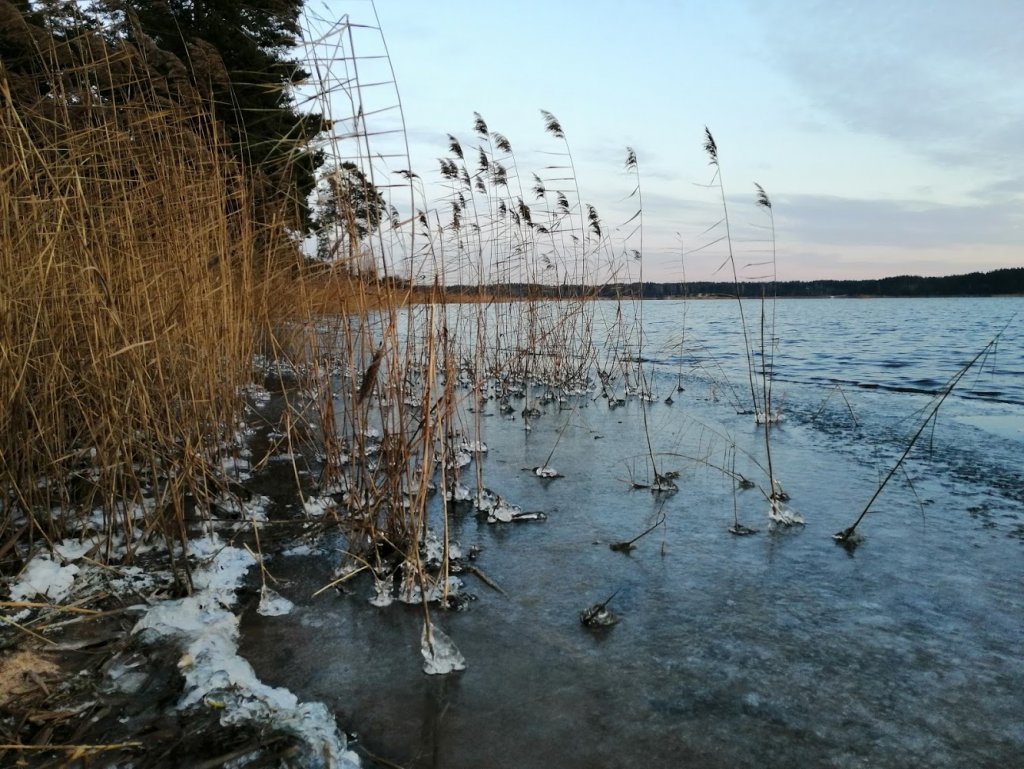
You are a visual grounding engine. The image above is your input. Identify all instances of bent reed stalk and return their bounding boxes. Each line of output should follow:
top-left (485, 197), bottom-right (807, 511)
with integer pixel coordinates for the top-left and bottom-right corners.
top-left (835, 322), bottom-right (1013, 544)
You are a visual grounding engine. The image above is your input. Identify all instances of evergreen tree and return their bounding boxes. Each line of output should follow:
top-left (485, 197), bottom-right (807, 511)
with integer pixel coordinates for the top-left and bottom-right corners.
top-left (314, 161), bottom-right (389, 267)
top-left (116, 0), bottom-right (324, 228)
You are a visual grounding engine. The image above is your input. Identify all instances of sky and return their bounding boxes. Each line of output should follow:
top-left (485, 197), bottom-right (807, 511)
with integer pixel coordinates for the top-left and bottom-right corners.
top-left (306, 0), bottom-right (1023, 283)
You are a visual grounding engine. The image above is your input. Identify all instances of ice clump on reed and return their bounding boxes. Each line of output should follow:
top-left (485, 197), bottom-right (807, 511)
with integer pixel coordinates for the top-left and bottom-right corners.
top-left (446, 483), bottom-right (473, 502)
top-left (487, 501), bottom-right (523, 523)
top-left (755, 410), bottom-right (785, 425)
top-left (368, 573), bottom-right (394, 607)
top-left (421, 621), bottom-right (466, 675)
top-left (768, 500), bottom-right (805, 527)
top-left (398, 569), bottom-right (464, 604)
top-left (257, 585), bottom-right (295, 617)
top-left (303, 496), bottom-right (335, 518)
top-left (651, 474), bottom-right (679, 492)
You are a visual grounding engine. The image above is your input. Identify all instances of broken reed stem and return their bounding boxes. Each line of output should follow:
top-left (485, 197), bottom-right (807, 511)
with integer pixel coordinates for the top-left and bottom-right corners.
top-left (0, 601), bottom-right (101, 615)
top-left (836, 323), bottom-right (1011, 541)
top-left (611, 507), bottom-right (666, 552)
top-left (0, 613), bottom-right (59, 645)
top-left (0, 742), bottom-right (143, 751)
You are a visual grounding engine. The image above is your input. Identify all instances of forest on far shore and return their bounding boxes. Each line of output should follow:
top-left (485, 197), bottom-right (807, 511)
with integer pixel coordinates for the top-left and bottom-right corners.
top-left (427, 266), bottom-right (1024, 299)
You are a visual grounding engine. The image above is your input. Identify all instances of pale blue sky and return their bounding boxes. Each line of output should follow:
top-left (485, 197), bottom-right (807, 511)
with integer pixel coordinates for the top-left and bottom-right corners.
top-left (308, 0), bottom-right (1023, 282)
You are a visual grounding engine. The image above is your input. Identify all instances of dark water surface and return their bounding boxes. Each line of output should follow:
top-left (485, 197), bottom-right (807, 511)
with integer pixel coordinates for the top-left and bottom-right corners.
top-left (241, 297), bottom-right (1023, 769)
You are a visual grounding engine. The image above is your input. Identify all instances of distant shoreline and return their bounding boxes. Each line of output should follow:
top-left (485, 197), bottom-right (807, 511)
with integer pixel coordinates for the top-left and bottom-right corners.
top-left (357, 266), bottom-right (1023, 301)
top-left (416, 291), bottom-right (1024, 303)
top-left (304, 266), bottom-right (1023, 308)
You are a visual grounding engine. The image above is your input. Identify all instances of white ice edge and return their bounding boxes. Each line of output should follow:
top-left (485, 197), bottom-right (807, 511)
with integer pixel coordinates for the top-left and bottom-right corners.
top-left (131, 536), bottom-right (359, 768)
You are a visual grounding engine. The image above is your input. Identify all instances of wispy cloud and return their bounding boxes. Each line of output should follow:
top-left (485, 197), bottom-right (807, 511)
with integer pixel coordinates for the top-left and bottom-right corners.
top-left (777, 193), bottom-right (1023, 248)
top-left (751, 1), bottom-right (1024, 178)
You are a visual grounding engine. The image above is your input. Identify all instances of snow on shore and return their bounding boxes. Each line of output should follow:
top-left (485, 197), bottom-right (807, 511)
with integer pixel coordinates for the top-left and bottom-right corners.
top-left (132, 536), bottom-right (359, 768)
top-left (6, 534), bottom-right (358, 768)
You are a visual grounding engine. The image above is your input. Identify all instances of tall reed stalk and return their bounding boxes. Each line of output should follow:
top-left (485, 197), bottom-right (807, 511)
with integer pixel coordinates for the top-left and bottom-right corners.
top-left (754, 183), bottom-right (782, 503)
top-left (702, 128), bottom-right (759, 418)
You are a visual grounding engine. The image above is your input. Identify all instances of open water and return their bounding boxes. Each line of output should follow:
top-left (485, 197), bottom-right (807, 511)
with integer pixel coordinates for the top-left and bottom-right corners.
top-left (241, 297), bottom-right (1023, 769)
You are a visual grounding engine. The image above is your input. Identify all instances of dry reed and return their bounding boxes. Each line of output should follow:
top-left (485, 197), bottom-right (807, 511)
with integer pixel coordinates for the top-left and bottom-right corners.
top-left (0, 17), bottom-right (299, 577)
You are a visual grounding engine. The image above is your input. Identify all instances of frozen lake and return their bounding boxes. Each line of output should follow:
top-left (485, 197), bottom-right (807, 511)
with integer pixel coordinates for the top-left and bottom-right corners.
top-left (240, 297), bottom-right (1023, 769)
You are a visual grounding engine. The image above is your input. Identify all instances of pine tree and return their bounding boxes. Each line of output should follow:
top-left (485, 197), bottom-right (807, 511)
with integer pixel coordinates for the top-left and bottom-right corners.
top-left (314, 161), bottom-right (388, 267)
top-left (116, 0), bottom-right (324, 228)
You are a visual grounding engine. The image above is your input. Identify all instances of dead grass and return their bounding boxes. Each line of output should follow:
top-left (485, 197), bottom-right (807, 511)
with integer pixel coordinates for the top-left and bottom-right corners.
top-left (0, 18), bottom-right (300, 570)
top-left (0, 649), bottom-right (61, 708)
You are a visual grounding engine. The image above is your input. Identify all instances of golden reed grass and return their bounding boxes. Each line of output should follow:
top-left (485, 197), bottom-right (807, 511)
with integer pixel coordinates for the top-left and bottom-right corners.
top-left (0, 15), bottom-right (302, 567)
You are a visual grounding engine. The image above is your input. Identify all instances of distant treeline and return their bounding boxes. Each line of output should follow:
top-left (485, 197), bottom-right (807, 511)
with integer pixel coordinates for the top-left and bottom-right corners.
top-left (424, 267), bottom-right (1023, 299)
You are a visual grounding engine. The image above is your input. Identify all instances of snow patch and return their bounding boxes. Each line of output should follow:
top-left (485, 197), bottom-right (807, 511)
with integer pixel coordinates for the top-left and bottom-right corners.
top-left (209, 493), bottom-right (270, 524)
top-left (53, 539), bottom-right (96, 562)
top-left (9, 555), bottom-right (79, 609)
top-left (132, 536), bottom-right (358, 768)
top-left (282, 543), bottom-right (320, 557)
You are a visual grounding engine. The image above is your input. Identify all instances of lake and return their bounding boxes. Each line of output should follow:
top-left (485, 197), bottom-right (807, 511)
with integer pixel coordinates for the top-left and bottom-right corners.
top-left (240, 296), bottom-right (1023, 769)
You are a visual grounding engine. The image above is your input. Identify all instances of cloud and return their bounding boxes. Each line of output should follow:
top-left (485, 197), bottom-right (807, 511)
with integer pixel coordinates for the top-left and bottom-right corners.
top-left (967, 175), bottom-right (1024, 204)
top-left (750, 1), bottom-right (1024, 178)
top-left (776, 193), bottom-right (1023, 248)
top-left (636, 188), bottom-right (1023, 282)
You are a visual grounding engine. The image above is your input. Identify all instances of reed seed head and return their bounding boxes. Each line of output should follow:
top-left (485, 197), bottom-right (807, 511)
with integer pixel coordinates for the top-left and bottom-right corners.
top-left (473, 111), bottom-right (488, 137)
top-left (703, 126), bottom-right (719, 165)
top-left (540, 109), bottom-right (564, 139)
top-left (492, 132), bottom-right (512, 153)
top-left (447, 134), bottom-right (464, 159)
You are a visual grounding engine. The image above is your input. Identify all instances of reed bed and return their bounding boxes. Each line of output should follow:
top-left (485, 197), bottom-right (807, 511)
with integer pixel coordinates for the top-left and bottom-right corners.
top-left (0, 19), bottom-right (296, 576)
top-left (2, 1), bottom-right (961, 690)
top-left (0, 5), bottom-right (790, 619)
top-left (2, 9), bottom-right (1012, 769)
